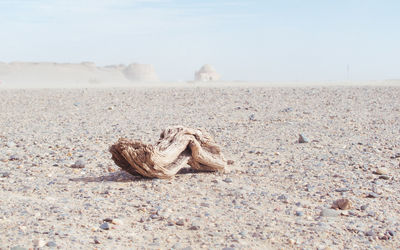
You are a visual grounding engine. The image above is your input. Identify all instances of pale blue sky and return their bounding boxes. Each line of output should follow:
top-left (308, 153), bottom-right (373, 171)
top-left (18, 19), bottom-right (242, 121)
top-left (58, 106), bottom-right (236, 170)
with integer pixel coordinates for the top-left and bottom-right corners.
top-left (0, 0), bottom-right (399, 81)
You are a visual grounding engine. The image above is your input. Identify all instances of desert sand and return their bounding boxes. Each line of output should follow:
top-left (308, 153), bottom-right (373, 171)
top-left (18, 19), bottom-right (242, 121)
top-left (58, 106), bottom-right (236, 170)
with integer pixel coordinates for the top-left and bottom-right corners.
top-left (0, 62), bottom-right (158, 88)
top-left (1, 84), bottom-right (400, 250)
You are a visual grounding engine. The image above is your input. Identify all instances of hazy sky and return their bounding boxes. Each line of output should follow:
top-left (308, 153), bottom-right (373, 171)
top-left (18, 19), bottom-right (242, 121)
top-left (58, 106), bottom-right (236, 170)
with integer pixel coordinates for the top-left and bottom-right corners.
top-left (1, 0), bottom-right (399, 82)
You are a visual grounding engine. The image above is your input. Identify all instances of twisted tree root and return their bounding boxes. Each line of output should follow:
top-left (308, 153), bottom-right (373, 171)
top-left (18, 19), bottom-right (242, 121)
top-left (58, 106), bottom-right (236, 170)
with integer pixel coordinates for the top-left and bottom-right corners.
top-left (109, 126), bottom-right (227, 178)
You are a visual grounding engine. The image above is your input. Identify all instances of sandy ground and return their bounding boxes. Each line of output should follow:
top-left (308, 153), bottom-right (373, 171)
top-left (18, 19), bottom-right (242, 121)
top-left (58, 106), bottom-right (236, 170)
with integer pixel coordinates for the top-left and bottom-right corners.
top-left (1, 85), bottom-right (400, 249)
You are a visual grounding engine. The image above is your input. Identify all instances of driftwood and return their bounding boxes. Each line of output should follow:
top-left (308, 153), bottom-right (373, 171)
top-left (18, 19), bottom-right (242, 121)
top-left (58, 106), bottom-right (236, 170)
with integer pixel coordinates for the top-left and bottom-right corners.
top-left (109, 126), bottom-right (228, 178)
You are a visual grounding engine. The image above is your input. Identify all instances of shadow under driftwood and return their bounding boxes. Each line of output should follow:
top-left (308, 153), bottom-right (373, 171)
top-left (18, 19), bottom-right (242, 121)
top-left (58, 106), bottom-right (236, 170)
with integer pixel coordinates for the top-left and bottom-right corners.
top-left (69, 171), bottom-right (141, 183)
top-left (69, 168), bottom-right (217, 183)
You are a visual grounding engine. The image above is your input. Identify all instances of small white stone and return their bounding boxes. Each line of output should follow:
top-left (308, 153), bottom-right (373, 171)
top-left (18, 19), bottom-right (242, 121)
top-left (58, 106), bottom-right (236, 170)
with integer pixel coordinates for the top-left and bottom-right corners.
top-left (375, 167), bottom-right (388, 175)
top-left (33, 238), bottom-right (46, 248)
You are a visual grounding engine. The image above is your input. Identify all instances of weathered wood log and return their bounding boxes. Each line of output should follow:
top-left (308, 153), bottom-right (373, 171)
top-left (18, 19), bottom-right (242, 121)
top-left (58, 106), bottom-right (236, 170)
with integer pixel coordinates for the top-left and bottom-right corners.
top-left (109, 126), bottom-right (228, 178)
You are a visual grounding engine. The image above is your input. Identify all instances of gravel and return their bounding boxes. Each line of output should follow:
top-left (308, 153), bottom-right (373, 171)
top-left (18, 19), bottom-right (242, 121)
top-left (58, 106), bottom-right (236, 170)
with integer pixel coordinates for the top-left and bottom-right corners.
top-left (1, 86), bottom-right (399, 249)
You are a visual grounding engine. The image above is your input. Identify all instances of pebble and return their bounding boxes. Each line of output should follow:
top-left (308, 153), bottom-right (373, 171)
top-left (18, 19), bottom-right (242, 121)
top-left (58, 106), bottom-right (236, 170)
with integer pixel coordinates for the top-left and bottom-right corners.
top-left (150, 214), bottom-right (159, 219)
top-left (277, 194), bottom-right (288, 201)
top-left (298, 134), bottom-right (309, 143)
top-left (200, 202), bottom-right (210, 207)
top-left (282, 107), bottom-right (293, 112)
top-left (189, 221), bottom-right (201, 230)
top-left (9, 154), bottom-right (20, 161)
top-left (103, 218), bottom-right (113, 223)
top-left (365, 230), bottom-right (375, 237)
top-left (295, 211), bottom-right (304, 217)
top-left (176, 219), bottom-right (185, 226)
top-left (249, 114), bottom-right (256, 121)
top-left (94, 237), bottom-right (101, 244)
top-left (223, 178), bottom-right (233, 183)
top-left (320, 209), bottom-right (340, 217)
top-left (366, 192), bottom-right (379, 198)
top-left (332, 198), bottom-right (352, 210)
top-left (1, 172), bottom-right (10, 177)
top-left (100, 222), bottom-right (110, 230)
top-left (71, 159), bottom-right (85, 168)
top-left (335, 188), bottom-right (349, 193)
top-left (374, 168), bottom-right (388, 175)
top-left (390, 153), bottom-right (400, 159)
top-left (46, 241), bottom-right (57, 247)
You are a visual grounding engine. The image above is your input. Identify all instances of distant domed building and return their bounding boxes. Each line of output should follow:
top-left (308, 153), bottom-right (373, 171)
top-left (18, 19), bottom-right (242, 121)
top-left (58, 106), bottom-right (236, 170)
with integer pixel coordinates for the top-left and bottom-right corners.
top-left (194, 64), bottom-right (220, 82)
top-left (123, 63), bottom-right (159, 82)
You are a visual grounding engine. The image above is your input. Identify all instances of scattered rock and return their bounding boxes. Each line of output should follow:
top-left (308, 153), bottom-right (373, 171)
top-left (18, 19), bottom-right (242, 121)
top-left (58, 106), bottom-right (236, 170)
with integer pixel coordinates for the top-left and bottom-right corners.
top-left (46, 241), bottom-right (57, 247)
top-left (176, 219), bottom-right (185, 226)
top-left (277, 194), bottom-right (288, 201)
top-left (9, 154), bottom-right (20, 161)
top-left (100, 222), bottom-right (110, 230)
top-left (103, 218), bottom-right (113, 223)
top-left (366, 192), bottom-right (379, 198)
top-left (189, 221), bottom-right (201, 230)
top-left (249, 114), bottom-right (256, 121)
top-left (295, 211), bottom-right (304, 217)
top-left (211, 179), bottom-right (219, 184)
top-left (150, 214), bottom-right (159, 220)
top-left (227, 160), bottom-right (234, 165)
top-left (298, 134), bottom-right (309, 143)
top-left (335, 188), bottom-right (349, 193)
top-left (71, 159), bottom-right (85, 169)
top-left (281, 107), bottom-right (293, 112)
top-left (200, 202), bottom-right (210, 208)
top-left (373, 168), bottom-right (388, 175)
top-left (94, 237), bottom-right (101, 244)
top-left (388, 230), bottom-right (396, 237)
top-left (223, 178), bottom-right (233, 183)
top-left (365, 230), bottom-right (375, 237)
top-left (390, 153), bottom-right (400, 159)
top-left (1, 172), bottom-right (10, 178)
top-left (332, 198), bottom-right (352, 210)
top-left (379, 175), bottom-right (390, 180)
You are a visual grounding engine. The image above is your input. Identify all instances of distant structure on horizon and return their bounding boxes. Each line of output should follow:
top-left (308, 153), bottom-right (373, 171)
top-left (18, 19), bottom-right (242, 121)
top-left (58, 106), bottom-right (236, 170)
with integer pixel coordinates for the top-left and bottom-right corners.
top-left (194, 64), bottom-right (220, 82)
top-left (123, 63), bottom-right (159, 82)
